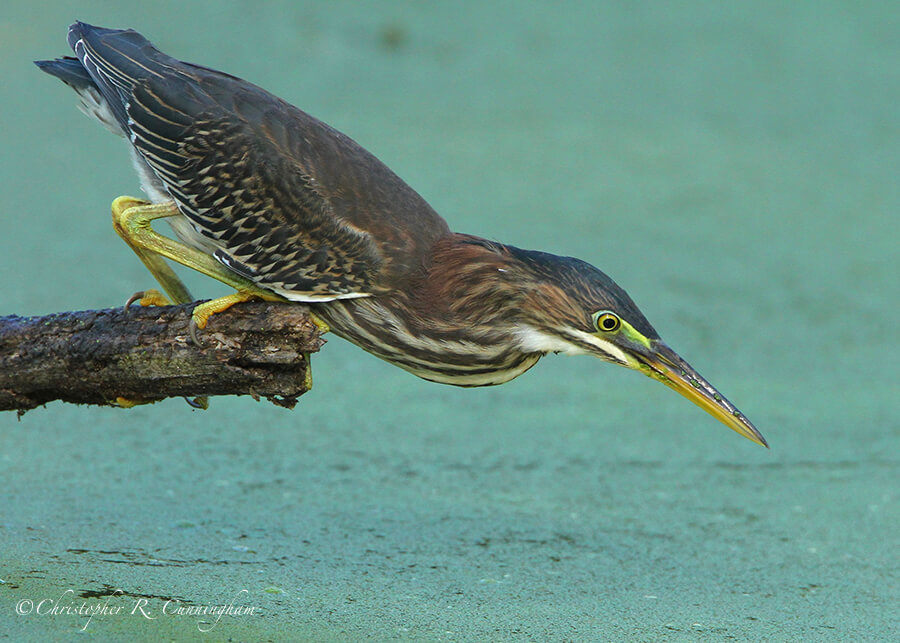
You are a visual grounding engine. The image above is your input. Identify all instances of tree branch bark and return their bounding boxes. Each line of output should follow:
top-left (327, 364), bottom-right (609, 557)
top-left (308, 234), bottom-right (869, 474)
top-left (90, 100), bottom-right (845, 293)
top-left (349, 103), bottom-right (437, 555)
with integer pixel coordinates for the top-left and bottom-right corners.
top-left (0, 302), bottom-right (324, 414)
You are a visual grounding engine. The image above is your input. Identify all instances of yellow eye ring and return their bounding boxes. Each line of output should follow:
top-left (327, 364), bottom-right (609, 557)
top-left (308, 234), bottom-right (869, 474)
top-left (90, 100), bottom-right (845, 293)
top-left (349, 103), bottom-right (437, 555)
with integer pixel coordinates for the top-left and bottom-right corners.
top-left (593, 311), bottom-right (621, 333)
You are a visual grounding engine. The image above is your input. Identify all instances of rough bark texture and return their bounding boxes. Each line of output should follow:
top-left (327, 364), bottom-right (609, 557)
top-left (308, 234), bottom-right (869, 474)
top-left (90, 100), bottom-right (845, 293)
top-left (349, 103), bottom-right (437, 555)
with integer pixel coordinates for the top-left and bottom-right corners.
top-left (0, 301), bottom-right (324, 414)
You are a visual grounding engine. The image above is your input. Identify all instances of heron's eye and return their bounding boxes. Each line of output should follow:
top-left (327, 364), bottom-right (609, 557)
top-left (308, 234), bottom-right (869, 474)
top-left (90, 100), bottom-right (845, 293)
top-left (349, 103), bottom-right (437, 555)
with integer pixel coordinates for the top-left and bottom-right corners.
top-left (593, 311), bottom-right (621, 333)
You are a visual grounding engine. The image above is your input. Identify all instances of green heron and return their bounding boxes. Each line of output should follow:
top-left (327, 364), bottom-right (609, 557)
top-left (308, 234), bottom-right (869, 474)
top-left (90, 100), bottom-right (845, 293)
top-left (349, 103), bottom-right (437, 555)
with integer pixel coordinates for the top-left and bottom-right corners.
top-left (37, 22), bottom-right (767, 447)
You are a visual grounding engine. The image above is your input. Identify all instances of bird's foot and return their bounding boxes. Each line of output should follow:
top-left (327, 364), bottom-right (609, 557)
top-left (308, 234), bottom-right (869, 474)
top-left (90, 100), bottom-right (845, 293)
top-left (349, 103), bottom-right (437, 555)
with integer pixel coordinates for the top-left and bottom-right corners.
top-left (308, 312), bottom-right (330, 334)
top-left (189, 291), bottom-right (259, 345)
top-left (125, 288), bottom-right (172, 308)
top-left (114, 396), bottom-right (151, 408)
top-left (115, 395), bottom-right (208, 410)
top-left (186, 396), bottom-right (209, 410)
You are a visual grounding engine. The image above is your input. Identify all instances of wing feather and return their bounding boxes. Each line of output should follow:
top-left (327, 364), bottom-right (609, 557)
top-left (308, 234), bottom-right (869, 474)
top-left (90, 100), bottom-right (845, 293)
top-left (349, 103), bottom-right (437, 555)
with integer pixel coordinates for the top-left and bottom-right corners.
top-left (62, 22), bottom-right (452, 299)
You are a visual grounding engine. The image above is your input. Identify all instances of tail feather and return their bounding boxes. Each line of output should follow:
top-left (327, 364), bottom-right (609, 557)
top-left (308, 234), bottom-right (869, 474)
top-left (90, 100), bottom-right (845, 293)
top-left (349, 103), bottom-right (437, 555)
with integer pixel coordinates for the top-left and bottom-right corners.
top-left (37, 21), bottom-right (179, 136)
top-left (34, 56), bottom-right (92, 89)
top-left (35, 54), bottom-right (123, 136)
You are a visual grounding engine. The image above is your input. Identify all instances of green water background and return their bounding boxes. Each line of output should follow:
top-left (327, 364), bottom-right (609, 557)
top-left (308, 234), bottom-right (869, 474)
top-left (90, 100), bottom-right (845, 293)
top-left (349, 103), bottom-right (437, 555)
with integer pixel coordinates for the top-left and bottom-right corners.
top-left (1, 1), bottom-right (897, 640)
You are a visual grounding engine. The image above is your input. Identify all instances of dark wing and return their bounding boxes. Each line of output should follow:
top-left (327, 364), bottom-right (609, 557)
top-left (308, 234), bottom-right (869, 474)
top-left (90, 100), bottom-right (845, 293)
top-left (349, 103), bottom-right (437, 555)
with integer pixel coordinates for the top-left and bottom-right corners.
top-left (66, 22), bottom-right (451, 299)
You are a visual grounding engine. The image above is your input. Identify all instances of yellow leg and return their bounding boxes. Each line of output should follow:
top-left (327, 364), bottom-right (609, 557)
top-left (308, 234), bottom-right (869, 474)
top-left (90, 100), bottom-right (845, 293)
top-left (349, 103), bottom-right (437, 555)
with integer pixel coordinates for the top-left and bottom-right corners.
top-left (110, 196), bottom-right (322, 401)
top-left (111, 196), bottom-right (285, 408)
top-left (111, 196), bottom-right (285, 335)
top-left (112, 198), bottom-right (195, 305)
top-left (112, 197), bottom-right (280, 298)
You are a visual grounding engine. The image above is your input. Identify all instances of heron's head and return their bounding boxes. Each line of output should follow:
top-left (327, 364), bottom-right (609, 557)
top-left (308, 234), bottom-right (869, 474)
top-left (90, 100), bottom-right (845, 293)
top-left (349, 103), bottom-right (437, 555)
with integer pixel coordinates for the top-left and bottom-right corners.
top-left (510, 248), bottom-right (767, 447)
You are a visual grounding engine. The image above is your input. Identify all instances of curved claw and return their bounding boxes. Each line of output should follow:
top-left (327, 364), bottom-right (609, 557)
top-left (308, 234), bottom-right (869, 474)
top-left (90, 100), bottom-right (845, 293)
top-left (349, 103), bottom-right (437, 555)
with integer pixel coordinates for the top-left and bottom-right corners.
top-left (189, 318), bottom-right (204, 346)
top-left (188, 291), bottom-right (259, 346)
top-left (125, 288), bottom-right (172, 308)
top-left (125, 291), bottom-right (145, 308)
top-left (186, 396), bottom-right (209, 409)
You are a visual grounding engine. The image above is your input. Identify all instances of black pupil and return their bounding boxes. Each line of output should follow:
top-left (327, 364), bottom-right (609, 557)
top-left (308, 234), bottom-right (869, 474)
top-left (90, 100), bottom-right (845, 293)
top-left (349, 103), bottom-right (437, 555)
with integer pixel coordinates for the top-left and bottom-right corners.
top-left (602, 316), bottom-right (617, 330)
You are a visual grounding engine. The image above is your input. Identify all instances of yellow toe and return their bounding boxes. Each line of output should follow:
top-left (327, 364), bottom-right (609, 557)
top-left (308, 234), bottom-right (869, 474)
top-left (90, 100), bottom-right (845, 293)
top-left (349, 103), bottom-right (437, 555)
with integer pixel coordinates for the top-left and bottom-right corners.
top-left (126, 288), bottom-right (172, 308)
top-left (114, 396), bottom-right (144, 408)
top-left (189, 291), bottom-right (258, 344)
top-left (309, 312), bottom-right (331, 334)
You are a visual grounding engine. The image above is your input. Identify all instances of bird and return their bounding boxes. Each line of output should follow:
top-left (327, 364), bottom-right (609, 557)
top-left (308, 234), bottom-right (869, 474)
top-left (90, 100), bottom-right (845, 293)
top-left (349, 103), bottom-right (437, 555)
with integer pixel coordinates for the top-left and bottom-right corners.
top-left (37, 22), bottom-right (767, 447)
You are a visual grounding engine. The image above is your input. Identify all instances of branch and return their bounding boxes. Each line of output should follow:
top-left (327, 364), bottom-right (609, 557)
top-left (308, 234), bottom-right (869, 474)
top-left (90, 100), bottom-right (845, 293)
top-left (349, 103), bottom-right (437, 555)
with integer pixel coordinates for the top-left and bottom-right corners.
top-left (0, 302), bottom-right (324, 414)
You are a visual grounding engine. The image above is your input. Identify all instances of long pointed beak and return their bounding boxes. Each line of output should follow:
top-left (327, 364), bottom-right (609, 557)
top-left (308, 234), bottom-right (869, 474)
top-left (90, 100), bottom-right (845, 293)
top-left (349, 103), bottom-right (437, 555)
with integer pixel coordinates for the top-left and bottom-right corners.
top-left (633, 341), bottom-right (768, 447)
